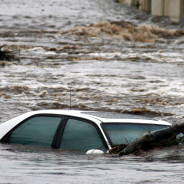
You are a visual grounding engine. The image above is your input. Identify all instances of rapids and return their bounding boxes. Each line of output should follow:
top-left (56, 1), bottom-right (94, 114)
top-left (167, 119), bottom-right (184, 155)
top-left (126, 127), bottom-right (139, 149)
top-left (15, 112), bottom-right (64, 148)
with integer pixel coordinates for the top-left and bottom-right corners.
top-left (0, 0), bottom-right (184, 183)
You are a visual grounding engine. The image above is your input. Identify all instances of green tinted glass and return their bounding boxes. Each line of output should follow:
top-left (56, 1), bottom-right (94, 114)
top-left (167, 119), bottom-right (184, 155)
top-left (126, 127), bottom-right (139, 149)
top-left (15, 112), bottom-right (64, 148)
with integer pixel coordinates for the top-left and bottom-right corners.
top-left (60, 119), bottom-right (105, 152)
top-left (10, 116), bottom-right (62, 146)
top-left (103, 123), bottom-right (169, 145)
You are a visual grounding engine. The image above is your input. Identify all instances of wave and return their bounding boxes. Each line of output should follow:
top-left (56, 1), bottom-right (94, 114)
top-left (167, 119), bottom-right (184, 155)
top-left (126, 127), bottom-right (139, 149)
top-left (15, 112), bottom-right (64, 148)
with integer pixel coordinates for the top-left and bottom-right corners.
top-left (61, 20), bottom-right (184, 43)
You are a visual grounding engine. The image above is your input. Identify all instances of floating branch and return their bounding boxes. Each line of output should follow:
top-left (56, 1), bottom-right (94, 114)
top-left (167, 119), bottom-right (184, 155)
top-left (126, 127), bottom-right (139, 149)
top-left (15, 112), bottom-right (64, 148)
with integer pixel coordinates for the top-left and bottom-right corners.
top-left (116, 122), bottom-right (184, 156)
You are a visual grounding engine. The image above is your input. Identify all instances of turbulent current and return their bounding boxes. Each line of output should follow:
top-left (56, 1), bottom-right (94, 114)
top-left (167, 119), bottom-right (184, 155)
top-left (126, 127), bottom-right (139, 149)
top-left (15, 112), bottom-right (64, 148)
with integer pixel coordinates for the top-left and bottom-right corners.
top-left (0, 0), bottom-right (184, 183)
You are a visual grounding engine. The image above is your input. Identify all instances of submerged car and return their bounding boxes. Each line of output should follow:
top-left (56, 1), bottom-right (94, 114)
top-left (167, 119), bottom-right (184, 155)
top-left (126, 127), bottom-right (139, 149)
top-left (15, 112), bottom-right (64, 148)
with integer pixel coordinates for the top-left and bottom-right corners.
top-left (0, 110), bottom-right (171, 154)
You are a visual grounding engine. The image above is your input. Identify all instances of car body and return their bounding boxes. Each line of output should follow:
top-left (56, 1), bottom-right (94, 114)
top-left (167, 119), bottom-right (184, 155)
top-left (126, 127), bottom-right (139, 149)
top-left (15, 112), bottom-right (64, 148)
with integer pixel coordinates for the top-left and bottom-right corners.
top-left (0, 110), bottom-right (171, 154)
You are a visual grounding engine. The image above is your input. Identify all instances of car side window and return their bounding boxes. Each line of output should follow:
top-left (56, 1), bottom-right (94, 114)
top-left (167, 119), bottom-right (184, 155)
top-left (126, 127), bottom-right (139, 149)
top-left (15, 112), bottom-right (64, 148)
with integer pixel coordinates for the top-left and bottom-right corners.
top-left (60, 118), bottom-right (106, 152)
top-left (9, 116), bottom-right (62, 146)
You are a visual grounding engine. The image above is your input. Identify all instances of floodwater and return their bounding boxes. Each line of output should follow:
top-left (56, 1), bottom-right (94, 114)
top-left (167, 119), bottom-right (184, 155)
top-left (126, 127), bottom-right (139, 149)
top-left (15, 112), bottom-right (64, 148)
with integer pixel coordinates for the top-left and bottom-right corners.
top-left (0, 0), bottom-right (184, 183)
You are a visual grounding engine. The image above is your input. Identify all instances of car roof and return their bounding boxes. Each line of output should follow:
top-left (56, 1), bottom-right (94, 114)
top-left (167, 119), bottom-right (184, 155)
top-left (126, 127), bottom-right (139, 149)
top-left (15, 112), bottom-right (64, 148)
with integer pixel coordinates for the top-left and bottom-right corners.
top-left (25, 110), bottom-right (171, 126)
top-left (82, 111), bottom-right (153, 119)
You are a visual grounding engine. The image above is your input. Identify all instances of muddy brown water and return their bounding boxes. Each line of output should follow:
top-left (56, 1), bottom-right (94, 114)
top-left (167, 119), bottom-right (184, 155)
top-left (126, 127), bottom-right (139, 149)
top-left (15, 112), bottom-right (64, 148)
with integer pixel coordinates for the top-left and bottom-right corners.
top-left (0, 0), bottom-right (184, 183)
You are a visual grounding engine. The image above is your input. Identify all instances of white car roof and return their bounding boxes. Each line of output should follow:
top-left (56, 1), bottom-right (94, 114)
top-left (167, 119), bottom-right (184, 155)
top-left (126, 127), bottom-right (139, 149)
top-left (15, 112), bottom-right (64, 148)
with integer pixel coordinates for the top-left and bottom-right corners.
top-left (17, 110), bottom-right (171, 126)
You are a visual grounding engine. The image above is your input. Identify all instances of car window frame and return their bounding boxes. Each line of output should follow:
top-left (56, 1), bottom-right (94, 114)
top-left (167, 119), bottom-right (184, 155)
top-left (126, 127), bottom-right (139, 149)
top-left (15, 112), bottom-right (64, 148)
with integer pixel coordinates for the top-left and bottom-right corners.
top-left (0, 114), bottom-right (64, 147)
top-left (101, 122), bottom-right (170, 146)
top-left (53, 115), bottom-right (109, 151)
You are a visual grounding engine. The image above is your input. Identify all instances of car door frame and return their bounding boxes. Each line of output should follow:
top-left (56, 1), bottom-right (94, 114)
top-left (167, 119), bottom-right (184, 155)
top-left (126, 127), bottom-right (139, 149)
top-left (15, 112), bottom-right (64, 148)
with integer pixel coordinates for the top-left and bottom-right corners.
top-left (52, 115), bottom-right (109, 151)
top-left (0, 114), bottom-right (64, 145)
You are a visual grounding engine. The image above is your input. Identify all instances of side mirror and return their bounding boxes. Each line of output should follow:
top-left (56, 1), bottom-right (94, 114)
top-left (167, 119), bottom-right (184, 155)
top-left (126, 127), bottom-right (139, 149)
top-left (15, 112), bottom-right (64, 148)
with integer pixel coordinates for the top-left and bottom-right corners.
top-left (86, 149), bottom-right (104, 155)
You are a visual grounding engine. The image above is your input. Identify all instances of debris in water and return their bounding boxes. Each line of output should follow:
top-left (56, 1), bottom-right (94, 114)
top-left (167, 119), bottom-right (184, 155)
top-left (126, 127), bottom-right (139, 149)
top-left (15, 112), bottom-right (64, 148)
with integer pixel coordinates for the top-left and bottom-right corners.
top-left (0, 45), bottom-right (20, 66)
top-left (124, 107), bottom-right (173, 117)
top-left (111, 122), bottom-right (184, 156)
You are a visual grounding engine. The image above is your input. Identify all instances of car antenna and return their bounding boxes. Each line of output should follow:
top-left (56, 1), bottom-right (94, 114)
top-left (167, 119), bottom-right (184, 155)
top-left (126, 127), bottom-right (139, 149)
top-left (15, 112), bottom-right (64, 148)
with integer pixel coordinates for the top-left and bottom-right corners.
top-left (69, 86), bottom-right (72, 110)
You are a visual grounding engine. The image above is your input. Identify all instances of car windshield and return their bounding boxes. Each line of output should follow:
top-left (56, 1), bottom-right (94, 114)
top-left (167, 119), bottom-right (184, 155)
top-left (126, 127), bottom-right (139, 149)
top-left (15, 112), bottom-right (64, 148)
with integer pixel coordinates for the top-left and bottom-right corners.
top-left (102, 123), bottom-right (169, 145)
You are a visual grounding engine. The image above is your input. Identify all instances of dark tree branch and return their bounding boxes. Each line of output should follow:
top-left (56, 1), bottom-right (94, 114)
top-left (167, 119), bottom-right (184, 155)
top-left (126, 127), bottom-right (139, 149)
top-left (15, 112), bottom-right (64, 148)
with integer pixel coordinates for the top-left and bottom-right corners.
top-left (118, 123), bottom-right (184, 156)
